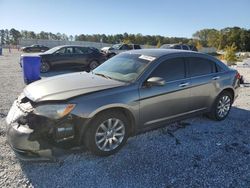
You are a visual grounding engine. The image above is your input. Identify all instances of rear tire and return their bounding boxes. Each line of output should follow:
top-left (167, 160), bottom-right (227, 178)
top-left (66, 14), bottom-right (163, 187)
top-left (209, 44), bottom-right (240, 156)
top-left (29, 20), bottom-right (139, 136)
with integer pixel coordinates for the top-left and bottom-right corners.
top-left (207, 91), bottom-right (233, 121)
top-left (84, 111), bottom-right (129, 156)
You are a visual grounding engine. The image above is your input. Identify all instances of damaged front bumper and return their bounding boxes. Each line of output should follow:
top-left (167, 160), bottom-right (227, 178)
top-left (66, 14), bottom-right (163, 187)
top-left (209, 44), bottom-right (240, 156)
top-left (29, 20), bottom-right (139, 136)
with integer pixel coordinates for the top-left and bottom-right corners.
top-left (6, 95), bottom-right (88, 161)
top-left (7, 123), bottom-right (54, 161)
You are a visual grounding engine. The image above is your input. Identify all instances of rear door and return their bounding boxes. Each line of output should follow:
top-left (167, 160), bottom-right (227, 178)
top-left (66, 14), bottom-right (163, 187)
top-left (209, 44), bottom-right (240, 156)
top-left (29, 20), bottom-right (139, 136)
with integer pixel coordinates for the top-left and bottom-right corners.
top-left (73, 47), bottom-right (90, 67)
top-left (139, 57), bottom-right (191, 128)
top-left (186, 57), bottom-right (221, 111)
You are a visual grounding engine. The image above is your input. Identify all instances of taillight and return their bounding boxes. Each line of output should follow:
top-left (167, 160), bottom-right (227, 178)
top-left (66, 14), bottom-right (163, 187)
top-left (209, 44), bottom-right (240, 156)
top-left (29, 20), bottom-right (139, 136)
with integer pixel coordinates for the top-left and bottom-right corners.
top-left (236, 71), bottom-right (241, 80)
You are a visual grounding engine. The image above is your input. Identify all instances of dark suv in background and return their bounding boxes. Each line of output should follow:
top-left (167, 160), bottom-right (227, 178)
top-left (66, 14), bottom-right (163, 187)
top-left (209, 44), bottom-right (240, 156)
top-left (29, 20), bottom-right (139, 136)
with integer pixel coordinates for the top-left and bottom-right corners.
top-left (161, 44), bottom-right (198, 51)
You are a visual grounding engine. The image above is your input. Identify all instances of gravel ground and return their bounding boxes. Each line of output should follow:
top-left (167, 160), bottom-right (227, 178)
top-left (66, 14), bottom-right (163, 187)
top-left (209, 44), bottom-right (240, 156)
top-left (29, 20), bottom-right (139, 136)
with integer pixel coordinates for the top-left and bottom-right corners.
top-left (0, 49), bottom-right (250, 188)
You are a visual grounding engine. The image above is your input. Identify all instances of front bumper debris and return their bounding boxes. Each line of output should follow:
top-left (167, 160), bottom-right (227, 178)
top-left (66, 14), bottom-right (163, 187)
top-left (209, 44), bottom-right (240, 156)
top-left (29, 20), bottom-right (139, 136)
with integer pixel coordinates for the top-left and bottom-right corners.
top-left (5, 95), bottom-right (87, 161)
top-left (7, 123), bottom-right (54, 160)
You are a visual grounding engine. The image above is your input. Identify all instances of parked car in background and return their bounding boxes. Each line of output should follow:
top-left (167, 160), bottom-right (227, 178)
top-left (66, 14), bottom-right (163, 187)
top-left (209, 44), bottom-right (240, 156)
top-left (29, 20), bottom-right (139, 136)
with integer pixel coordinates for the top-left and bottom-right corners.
top-left (160, 44), bottom-right (198, 51)
top-left (6, 49), bottom-right (240, 160)
top-left (101, 43), bottom-right (141, 58)
top-left (39, 45), bottom-right (107, 72)
top-left (21, 44), bottom-right (50, 52)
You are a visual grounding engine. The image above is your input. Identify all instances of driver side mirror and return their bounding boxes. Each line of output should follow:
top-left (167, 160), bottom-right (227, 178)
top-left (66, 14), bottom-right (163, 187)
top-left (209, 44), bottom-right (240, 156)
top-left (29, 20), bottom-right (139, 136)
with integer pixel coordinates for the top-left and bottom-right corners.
top-left (146, 77), bottom-right (165, 87)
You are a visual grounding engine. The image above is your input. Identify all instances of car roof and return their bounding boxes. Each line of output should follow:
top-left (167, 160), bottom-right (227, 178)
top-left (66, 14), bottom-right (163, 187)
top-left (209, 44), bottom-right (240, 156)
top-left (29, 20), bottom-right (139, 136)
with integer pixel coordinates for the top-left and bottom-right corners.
top-left (54, 45), bottom-right (92, 48)
top-left (124, 48), bottom-right (200, 58)
top-left (123, 48), bottom-right (228, 71)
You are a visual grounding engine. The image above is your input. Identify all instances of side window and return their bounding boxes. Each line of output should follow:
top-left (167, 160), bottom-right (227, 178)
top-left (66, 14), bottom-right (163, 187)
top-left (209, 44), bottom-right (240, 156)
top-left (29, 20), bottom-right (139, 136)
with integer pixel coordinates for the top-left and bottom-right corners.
top-left (56, 47), bottom-right (66, 54)
top-left (187, 57), bottom-right (216, 77)
top-left (134, 45), bottom-right (141, 49)
top-left (182, 45), bottom-right (189, 50)
top-left (74, 47), bottom-right (90, 54)
top-left (120, 45), bottom-right (126, 50)
top-left (65, 47), bottom-right (74, 54)
top-left (150, 58), bottom-right (185, 82)
top-left (216, 64), bottom-right (224, 72)
top-left (174, 45), bottom-right (181, 49)
top-left (121, 44), bottom-right (131, 50)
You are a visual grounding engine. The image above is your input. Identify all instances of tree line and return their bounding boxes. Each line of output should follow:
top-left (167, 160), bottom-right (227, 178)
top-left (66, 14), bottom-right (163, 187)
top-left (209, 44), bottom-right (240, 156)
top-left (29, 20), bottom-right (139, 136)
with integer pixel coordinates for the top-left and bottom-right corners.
top-left (1, 27), bottom-right (250, 51)
top-left (193, 27), bottom-right (250, 52)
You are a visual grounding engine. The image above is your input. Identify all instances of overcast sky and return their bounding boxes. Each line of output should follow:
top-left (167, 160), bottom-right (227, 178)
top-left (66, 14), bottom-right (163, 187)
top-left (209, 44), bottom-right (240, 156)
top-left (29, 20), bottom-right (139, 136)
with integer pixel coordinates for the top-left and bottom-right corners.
top-left (0, 0), bottom-right (250, 38)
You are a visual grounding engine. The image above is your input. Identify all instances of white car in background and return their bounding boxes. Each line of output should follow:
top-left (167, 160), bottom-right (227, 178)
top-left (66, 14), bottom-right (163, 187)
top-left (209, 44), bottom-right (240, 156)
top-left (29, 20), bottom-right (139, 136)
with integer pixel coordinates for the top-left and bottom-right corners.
top-left (101, 43), bottom-right (141, 58)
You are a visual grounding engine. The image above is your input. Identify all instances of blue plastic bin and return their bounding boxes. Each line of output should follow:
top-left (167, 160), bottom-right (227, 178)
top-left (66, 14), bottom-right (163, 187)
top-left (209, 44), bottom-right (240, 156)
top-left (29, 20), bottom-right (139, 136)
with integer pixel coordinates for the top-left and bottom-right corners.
top-left (21, 55), bottom-right (41, 84)
top-left (0, 47), bottom-right (2, 55)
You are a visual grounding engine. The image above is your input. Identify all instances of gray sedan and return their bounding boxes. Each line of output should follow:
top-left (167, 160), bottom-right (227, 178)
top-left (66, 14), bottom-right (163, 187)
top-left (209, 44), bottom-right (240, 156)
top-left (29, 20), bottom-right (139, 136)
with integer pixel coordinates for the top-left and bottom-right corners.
top-left (6, 49), bottom-right (240, 159)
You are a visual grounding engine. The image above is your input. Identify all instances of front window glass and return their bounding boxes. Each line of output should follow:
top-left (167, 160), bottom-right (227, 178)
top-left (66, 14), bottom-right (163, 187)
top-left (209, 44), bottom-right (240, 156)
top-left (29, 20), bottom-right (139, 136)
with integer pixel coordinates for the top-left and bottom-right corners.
top-left (150, 58), bottom-right (185, 82)
top-left (121, 44), bottom-right (132, 50)
top-left (56, 47), bottom-right (66, 54)
top-left (65, 47), bottom-right (73, 54)
top-left (93, 53), bottom-right (155, 82)
top-left (112, 44), bottom-right (122, 50)
top-left (45, 46), bottom-right (62, 54)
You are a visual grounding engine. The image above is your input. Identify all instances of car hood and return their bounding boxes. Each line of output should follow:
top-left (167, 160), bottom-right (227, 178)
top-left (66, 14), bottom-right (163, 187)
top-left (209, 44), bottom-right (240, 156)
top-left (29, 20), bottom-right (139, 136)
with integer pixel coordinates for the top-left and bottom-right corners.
top-left (101, 47), bottom-right (111, 51)
top-left (23, 72), bottom-right (125, 102)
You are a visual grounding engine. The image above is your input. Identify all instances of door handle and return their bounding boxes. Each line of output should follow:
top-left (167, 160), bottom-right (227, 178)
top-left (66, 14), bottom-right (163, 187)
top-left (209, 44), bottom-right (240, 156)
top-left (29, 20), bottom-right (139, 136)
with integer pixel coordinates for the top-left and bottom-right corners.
top-left (212, 76), bottom-right (220, 80)
top-left (179, 82), bottom-right (190, 87)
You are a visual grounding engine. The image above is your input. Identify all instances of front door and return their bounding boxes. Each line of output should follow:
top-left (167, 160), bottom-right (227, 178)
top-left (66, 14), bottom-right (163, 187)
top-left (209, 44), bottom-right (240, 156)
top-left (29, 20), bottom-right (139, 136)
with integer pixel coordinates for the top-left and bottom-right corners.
top-left (139, 57), bottom-right (191, 128)
top-left (52, 47), bottom-right (74, 68)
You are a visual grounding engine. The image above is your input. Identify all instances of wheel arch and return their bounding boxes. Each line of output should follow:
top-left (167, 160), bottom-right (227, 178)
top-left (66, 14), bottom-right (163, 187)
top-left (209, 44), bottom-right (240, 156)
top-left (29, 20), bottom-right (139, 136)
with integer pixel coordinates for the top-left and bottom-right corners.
top-left (90, 106), bottom-right (136, 136)
top-left (79, 105), bottom-right (136, 145)
top-left (219, 87), bottom-right (235, 101)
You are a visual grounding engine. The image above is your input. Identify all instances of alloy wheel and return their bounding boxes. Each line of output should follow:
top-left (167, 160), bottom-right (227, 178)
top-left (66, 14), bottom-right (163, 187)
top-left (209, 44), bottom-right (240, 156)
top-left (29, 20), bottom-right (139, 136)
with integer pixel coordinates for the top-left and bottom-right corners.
top-left (217, 95), bottom-right (231, 118)
top-left (40, 62), bottom-right (50, 73)
top-left (89, 61), bottom-right (99, 70)
top-left (95, 118), bottom-right (125, 152)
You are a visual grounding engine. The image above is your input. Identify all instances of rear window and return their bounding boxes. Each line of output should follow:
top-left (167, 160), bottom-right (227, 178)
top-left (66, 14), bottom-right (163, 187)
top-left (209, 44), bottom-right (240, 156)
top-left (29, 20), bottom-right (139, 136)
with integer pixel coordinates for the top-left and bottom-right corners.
top-left (187, 57), bottom-right (216, 77)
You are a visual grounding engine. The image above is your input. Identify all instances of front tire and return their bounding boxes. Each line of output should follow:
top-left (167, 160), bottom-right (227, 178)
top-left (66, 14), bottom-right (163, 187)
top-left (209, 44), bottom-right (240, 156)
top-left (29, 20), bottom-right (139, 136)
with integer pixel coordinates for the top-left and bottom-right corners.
top-left (40, 61), bottom-right (50, 73)
top-left (207, 91), bottom-right (233, 121)
top-left (84, 111), bottom-right (129, 156)
top-left (89, 60), bottom-right (99, 70)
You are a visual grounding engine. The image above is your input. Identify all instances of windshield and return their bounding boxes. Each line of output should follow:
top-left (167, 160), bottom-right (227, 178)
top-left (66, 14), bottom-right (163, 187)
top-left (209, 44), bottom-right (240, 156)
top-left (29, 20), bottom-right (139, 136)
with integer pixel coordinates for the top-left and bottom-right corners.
top-left (44, 46), bottom-right (62, 54)
top-left (93, 53), bottom-right (156, 82)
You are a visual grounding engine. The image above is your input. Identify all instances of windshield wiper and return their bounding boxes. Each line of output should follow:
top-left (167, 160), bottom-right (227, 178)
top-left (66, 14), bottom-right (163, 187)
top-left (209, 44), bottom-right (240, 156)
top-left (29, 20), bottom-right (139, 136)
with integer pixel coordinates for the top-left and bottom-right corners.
top-left (93, 73), bottom-right (112, 80)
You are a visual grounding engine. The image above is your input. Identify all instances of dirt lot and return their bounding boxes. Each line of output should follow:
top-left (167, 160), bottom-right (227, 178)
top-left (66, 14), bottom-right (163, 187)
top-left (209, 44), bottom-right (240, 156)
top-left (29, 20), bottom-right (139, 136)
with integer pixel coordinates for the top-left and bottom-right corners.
top-left (0, 49), bottom-right (250, 188)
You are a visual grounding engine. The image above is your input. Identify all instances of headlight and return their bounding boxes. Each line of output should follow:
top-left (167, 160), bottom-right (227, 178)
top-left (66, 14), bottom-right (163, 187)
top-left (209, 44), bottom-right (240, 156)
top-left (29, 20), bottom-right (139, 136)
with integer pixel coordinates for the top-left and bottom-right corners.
top-left (33, 104), bottom-right (75, 119)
